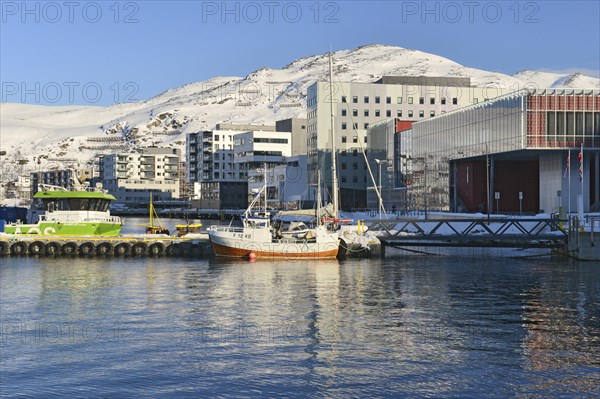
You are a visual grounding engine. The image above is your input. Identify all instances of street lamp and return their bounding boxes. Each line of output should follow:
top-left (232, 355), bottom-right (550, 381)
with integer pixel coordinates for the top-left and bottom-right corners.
top-left (375, 158), bottom-right (387, 220)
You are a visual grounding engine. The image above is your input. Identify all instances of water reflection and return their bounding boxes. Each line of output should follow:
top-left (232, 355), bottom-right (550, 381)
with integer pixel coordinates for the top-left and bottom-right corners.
top-left (1, 256), bottom-right (599, 398)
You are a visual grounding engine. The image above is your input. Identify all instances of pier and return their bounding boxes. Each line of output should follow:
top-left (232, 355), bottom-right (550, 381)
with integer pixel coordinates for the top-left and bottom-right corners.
top-left (0, 235), bottom-right (212, 258)
top-left (365, 217), bottom-right (569, 253)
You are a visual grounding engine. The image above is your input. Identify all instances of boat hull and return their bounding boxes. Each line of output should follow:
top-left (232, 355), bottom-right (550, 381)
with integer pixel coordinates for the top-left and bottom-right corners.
top-left (4, 221), bottom-right (122, 236)
top-left (209, 230), bottom-right (339, 259)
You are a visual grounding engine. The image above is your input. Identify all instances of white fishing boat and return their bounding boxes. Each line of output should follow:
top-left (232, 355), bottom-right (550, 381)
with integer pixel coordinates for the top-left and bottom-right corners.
top-left (208, 170), bottom-right (340, 259)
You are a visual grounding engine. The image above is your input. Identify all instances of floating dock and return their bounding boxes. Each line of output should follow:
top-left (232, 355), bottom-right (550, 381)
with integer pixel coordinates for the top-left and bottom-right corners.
top-left (0, 234), bottom-right (212, 257)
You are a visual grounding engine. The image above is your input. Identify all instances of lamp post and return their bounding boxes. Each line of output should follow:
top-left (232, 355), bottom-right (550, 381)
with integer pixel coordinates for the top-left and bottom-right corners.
top-left (375, 158), bottom-right (387, 220)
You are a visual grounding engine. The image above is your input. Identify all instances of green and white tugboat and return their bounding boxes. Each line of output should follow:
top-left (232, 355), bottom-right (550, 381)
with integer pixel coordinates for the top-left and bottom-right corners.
top-left (4, 182), bottom-right (123, 236)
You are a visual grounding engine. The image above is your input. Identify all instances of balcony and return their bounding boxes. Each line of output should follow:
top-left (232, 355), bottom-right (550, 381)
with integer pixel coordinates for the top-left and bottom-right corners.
top-left (164, 172), bottom-right (178, 180)
top-left (141, 165), bottom-right (154, 171)
top-left (140, 172), bottom-right (155, 179)
top-left (140, 157), bottom-right (155, 165)
top-left (164, 157), bottom-right (179, 165)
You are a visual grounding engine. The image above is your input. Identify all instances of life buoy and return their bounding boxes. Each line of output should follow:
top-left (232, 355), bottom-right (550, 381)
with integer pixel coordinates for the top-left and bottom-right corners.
top-left (96, 242), bottom-right (113, 256)
top-left (78, 242), bottom-right (95, 256)
top-left (148, 242), bottom-right (165, 256)
top-left (131, 242), bottom-right (148, 257)
top-left (114, 243), bottom-right (131, 256)
top-left (45, 242), bottom-right (60, 256)
top-left (169, 243), bottom-right (183, 257)
top-left (10, 242), bottom-right (27, 256)
top-left (28, 241), bottom-right (45, 256)
top-left (61, 242), bottom-right (78, 256)
top-left (190, 244), bottom-right (203, 258)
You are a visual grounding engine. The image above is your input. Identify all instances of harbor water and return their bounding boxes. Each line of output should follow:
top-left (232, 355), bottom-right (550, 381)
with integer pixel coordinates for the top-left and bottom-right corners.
top-left (1, 220), bottom-right (599, 398)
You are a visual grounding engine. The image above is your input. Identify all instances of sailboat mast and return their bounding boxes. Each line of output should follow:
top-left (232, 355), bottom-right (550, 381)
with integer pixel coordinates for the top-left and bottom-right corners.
top-left (329, 51), bottom-right (339, 218)
top-left (263, 162), bottom-right (268, 214)
top-left (316, 169), bottom-right (321, 226)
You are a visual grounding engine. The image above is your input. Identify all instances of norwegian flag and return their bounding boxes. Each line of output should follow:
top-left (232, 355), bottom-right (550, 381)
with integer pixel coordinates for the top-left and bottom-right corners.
top-left (578, 146), bottom-right (583, 181)
top-left (564, 150), bottom-right (570, 178)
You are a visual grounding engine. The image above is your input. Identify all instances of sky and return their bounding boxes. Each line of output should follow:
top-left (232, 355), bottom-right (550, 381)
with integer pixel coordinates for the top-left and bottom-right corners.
top-left (1, 0), bottom-right (599, 106)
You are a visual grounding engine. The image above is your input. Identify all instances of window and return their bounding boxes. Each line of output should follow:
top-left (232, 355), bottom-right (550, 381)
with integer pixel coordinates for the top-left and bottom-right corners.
top-left (430, 97), bottom-right (435, 105)
top-left (408, 110), bottom-right (413, 117)
top-left (341, 109), bottom-right (347, 116)
top-left (397, 97), bottom-right (402, 104)
top-left (452, 98), bottom-right (458, 105)
top-left (364, 136), bottom-right (368, 143)
top-left (364, 110), bottom-right (369, 117)
top-left (364, 96), bottom-right (369, 103)
top-left (353, 136), bottom-right (358, 143)
top-left (353, 109), bottom-right (358, 117)
top-left (341, 96), bottom-right (347, 103)
top-left (341, 150), bottom-right (347, 156)
top-left (419, 110), bottom-right (424, 118)
top-left (408, 97), bottom-right (413, 104)
top-left (214, 135), bottom-right (220, 141)
top-left (353, 162), bottom-right (358, 170)
top-left (441, 97), bottom-right (446, 105)
top-left (342, 122), bottom-right (347, 130)
top-left (353, 149), bottom-right (358, 156)
top-left (419, 97), bottom-right (424, 104)
top-left (341, 162), bottom-right (347, 170)
top-left (397, 110), bottom-right (402, 117)
top-left (386, 96), bottom-right (391, 104)
top-left (375, 96), bottom-right (381, 104)
top-left (430, 110), bottom-right (435, 117)
top-left (342, 136), bottom-right (347, 143)
top-left (341, 176), bottom-right (347, 183)
top-left (353, 176), bottom-right (358, 183)
top-left (473, 98), bottom-right (479, 104)
top-left (375, 110), bottom-right (381, 117)
top-left (386, 110), bottom-right (392, 117)
top-left (353, 96), bottom-right (358, 103)
top-left (364, 123), bottom-right (369, 129)
top-left (353, 123), bottom-right (358, 129)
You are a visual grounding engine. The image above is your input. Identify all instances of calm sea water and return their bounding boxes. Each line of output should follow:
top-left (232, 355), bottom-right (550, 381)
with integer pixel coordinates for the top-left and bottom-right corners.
top-left (1, 221), bottom-right (599, 398)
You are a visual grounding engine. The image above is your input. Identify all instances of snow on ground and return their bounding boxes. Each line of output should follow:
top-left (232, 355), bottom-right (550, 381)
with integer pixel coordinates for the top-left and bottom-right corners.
top-left (1, 44), bottom-right (598, 178)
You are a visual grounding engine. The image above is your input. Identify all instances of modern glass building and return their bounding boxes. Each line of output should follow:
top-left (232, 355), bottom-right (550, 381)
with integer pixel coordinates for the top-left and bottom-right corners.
top-left (411, 88), bottom-right (600, 213)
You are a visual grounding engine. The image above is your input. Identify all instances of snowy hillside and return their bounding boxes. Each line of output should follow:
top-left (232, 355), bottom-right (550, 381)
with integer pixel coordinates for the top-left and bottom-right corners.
top-left (1, 44), bottom-right (598, 177)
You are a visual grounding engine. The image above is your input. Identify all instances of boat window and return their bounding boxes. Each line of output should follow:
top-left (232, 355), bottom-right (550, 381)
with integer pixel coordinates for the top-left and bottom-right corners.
top-left (89, 198), bottom-right (100, 211)
top-left (58, 198), bottom-right (70, 210)
top-left (80, 199), bottom-right (90, 210)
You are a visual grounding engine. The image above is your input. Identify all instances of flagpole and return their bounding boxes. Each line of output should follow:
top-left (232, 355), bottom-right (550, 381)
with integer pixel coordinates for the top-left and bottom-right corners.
top-left (581, 143), bottom-right (584, 207)
top-left (568, 148), bottom-right (571, 219)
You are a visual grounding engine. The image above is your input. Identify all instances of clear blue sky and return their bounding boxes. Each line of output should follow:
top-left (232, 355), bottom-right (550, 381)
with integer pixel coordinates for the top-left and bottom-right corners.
top-left (1, 0), bottom-right (599, 105)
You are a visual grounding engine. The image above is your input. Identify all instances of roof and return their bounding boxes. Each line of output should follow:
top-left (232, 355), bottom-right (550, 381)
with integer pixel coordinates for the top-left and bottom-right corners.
top-left (34, 190), bottom-right (117, 201)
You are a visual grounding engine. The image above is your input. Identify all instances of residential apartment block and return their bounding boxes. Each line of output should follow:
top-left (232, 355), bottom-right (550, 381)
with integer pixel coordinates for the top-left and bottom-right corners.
top-left (100, 147), bottom-right (180, 205)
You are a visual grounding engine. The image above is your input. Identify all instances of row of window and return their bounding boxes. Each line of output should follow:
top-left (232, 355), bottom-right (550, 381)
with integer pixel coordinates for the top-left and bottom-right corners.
top-left (342, 96), bottom-right (460, 105)
top-left (340, 135), bottom-right (368, 144)
top-left (340, 176), bottom-right (367, 183)
top-left (341, 109), bottom-right (441, 118)
top-left (341, 162), bottom-right (368, 170)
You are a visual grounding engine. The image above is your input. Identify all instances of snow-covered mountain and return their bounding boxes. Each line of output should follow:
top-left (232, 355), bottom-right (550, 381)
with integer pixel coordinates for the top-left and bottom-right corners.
top-left (1, 44), bottom-right (598, 177)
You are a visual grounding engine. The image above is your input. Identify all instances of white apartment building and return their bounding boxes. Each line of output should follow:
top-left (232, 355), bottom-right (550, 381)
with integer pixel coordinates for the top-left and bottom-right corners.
top-left (234, 130), bottom-right (292, 177)
top-left (101, 147), bottom-right (180, 204)
top-left (307, 76), bottom-right (509, 210)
